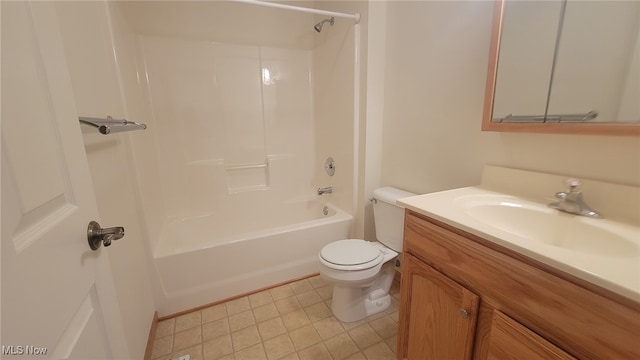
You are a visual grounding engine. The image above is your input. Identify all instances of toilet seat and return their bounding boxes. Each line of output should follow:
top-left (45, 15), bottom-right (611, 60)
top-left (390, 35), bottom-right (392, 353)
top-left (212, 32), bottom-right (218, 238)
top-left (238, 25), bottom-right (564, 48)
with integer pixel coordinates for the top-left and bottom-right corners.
top-left (319, 239), bottom-right (383, 271)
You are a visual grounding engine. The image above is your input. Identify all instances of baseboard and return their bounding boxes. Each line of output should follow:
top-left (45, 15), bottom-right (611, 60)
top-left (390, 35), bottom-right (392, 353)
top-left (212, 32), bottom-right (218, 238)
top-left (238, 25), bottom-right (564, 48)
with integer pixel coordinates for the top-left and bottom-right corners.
top-left (158, 273), bottom-right (320, 321)
top-left (144, 311), bottom-right (159, 360)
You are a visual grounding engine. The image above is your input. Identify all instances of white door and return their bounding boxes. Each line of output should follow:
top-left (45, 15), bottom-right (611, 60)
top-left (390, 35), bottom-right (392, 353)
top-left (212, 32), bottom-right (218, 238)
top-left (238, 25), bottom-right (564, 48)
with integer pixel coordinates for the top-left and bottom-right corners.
top-left (1, 2), bottom-right (129, 358)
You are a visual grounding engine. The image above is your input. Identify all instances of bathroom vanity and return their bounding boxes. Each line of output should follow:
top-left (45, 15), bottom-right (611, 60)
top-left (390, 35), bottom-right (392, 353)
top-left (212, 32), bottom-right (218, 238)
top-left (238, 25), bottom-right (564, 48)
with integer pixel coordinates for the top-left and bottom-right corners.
top-left (395, 166), bottom-right (640, 359)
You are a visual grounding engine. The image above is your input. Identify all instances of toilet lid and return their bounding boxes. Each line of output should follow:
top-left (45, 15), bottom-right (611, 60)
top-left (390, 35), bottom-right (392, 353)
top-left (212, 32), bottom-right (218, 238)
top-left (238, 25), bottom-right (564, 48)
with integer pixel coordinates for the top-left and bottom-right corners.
top-left (320, 239), bottom-right (381, 266)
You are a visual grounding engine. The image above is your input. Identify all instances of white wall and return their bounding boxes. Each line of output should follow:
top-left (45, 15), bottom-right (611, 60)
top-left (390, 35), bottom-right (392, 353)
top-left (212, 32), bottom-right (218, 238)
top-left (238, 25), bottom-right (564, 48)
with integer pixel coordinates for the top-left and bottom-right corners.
top-left (380, 1), bottom-right (640, 203)
top-left (381, 1), bottom-right (496, 195)
top-left (54, 2), bottom-right (155, 358)
top-left (363, 0), bottom-right (386, 240)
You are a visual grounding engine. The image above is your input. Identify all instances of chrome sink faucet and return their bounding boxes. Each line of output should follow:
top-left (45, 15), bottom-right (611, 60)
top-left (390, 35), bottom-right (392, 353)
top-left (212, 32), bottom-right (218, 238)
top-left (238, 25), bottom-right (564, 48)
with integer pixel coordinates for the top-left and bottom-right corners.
top-left (548, 178), bottom-right (601, 218)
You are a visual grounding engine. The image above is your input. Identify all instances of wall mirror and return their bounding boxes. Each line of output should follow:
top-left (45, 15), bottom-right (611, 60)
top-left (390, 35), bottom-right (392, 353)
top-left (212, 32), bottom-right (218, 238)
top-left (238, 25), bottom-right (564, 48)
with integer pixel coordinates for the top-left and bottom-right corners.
top-left (482, 0), bottom-right (640, 136)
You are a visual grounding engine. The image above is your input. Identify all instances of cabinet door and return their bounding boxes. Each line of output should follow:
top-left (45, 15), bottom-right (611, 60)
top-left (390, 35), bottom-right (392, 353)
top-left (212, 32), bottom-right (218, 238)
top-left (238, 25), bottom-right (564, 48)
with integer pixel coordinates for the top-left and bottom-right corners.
top-left (398, 254), bottom-right (479, 360)
top-left (487, 311), bottom-right (576, 360)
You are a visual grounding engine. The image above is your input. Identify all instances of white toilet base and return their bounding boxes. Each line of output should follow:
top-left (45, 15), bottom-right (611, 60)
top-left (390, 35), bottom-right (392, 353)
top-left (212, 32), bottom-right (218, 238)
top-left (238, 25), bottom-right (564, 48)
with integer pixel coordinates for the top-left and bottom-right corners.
top-left (364, 294), bottom-right (391, 317)
top-left (329, 262), bottom-right (396, 322)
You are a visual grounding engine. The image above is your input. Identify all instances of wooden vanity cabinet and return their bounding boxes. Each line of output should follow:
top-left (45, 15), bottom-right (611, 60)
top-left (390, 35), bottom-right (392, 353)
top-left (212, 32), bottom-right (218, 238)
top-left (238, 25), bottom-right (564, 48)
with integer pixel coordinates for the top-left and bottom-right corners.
top-left (399, 253), bottom-right (479, 359)
top-left (397, 210), bottom-right (640, 360)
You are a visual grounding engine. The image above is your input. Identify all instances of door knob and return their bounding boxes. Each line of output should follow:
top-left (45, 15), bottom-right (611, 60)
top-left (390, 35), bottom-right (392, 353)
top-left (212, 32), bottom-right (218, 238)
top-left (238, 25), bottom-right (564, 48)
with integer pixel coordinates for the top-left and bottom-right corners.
top-left (87, 221), bottom-right (125, 250)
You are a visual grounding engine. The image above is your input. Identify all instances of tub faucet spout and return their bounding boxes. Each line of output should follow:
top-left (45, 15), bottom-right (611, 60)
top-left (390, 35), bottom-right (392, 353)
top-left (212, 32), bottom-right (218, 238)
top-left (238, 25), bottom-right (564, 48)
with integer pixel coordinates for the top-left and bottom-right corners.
top-left (318, 186), bottom-right (333, 195)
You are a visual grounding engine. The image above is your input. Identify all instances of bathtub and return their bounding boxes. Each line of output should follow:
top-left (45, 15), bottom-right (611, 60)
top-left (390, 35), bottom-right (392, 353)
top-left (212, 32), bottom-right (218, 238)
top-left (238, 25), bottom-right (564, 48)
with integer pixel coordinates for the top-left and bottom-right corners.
top-left (153, 200), bottom-right (352, 315)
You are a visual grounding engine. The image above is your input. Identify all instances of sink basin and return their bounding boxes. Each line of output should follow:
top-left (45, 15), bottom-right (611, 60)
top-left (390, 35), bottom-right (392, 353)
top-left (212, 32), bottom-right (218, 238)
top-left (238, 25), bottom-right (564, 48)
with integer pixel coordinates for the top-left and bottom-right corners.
top-left (455, 194), bottom-right (640, 258)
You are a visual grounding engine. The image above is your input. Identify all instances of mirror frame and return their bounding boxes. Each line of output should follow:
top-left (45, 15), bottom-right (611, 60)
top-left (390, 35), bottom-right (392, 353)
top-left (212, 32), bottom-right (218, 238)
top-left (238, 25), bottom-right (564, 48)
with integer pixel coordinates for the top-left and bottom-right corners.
top-left (482, 0), bottom-right (640, 136)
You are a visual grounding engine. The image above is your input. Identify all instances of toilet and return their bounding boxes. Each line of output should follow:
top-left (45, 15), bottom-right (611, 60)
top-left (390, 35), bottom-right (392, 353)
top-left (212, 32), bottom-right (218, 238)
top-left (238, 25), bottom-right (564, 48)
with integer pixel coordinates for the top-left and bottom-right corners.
top-left (318, 186), bottom-right (416, 322)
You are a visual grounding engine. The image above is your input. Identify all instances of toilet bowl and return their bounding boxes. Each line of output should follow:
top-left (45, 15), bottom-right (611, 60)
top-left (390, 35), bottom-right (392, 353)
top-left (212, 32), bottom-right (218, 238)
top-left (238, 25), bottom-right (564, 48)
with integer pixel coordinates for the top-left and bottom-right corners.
top-left (318, 187), bottom-right (416, 322)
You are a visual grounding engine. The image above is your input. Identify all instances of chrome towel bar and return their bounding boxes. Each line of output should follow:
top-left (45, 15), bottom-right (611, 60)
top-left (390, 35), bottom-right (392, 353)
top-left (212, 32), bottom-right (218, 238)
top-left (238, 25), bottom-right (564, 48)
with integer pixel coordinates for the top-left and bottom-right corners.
top-left (493, 110), bottom-right (598, 123)
top-left (79, 116), bottom-right (147, 135)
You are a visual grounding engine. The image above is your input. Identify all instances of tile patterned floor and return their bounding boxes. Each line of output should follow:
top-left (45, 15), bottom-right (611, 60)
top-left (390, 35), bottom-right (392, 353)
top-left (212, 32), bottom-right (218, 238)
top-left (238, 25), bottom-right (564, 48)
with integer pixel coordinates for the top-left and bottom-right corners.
top-left (150, 275), bottom-right (401, 360)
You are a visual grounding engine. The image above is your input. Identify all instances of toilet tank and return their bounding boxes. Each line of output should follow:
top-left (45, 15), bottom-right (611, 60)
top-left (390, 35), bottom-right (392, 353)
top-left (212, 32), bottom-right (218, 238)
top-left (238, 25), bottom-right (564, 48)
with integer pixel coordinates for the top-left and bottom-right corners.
top-left (373, 187), bottom-right (417, 252)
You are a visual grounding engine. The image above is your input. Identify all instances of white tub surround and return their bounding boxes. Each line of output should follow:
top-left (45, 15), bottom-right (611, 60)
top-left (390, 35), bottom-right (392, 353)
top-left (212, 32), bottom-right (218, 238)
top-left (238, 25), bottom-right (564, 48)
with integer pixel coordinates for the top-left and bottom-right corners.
top-left (398, 165), bottom-right (640, 302)
top-left (115, 1), bottom-right (361, 316)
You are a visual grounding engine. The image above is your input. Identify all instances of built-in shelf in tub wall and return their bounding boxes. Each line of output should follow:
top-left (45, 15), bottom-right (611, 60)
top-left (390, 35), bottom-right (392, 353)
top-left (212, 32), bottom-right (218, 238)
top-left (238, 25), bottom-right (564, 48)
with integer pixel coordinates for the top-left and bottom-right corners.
top-left (225, 161), bottom-right (269, 193)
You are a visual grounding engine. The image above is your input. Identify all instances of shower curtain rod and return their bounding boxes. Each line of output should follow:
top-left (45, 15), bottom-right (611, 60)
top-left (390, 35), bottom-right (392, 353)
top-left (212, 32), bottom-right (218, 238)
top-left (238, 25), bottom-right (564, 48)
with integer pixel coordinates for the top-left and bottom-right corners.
top-left (230, 0), bottom-right (361, 23)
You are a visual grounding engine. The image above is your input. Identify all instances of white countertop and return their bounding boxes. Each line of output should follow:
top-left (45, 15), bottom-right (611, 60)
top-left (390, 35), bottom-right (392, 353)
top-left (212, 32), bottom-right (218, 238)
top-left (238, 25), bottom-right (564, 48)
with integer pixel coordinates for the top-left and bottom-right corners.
top-left (398, 186), bottom-right (640, 303)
